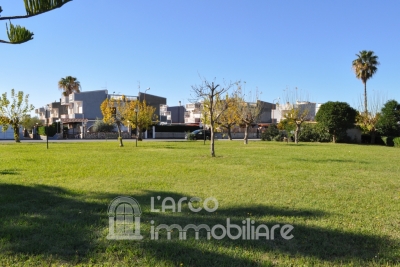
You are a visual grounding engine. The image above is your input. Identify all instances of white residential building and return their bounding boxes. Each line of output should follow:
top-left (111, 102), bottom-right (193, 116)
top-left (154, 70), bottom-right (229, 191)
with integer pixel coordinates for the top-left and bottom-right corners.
top-left (272, 101), bottom-right (319, 123)
top-left (184, 102), bottom-right (202, 124)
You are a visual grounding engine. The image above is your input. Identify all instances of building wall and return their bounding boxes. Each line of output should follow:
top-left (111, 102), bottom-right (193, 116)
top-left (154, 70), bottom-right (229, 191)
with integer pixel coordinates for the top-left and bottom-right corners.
top-left (139, 93), bottom-right (167, 119)
top-left (257, 101), bottom-right (274, 123)
top-left (73, 90), bottom-right (108, 119)
top-left (167, 106), bottom-right (186, 123)
top-left (0, 126), bottom-right (22, 139)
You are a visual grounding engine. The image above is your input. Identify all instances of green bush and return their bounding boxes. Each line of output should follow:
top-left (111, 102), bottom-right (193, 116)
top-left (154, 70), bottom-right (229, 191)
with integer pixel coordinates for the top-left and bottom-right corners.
top-left (261, 124), bottom-right (280, 141)
top-left (273, 134), bottom-right (282, 141)
top-left (298, 123), bottom-right (330, 142)
top-left (92, 119), bottom-right (115, 132)
top-left (185, 131), bottom-right (196, 141)
top-left (38, 125), bottom-right (56, 137)
top-left (381, 136), bottom-right (394, 147)
top-left (393, 137), bottom-right (400, 147)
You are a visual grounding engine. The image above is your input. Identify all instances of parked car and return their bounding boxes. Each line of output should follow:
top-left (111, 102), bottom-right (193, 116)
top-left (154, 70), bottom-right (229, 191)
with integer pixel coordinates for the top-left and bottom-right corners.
top-left (185, 129), bottom-right (211, 140)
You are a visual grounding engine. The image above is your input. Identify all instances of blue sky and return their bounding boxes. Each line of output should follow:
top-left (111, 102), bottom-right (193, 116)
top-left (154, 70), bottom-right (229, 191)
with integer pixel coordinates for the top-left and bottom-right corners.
top-left (1, 0), bottom-right (400, 114)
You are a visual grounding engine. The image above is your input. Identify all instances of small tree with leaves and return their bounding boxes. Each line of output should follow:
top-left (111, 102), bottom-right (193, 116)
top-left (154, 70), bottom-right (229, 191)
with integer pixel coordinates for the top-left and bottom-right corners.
top-left (315, 101), bottom-right (357, 143)
top-left (192, 78), bottom-right (234, 157)
top-left (355, 92), bottom-right (384, 144)
top-left (215, 93), bottom-right (241, 140)
top-left (21, 115), bottom-right (41, 131)
top-left (100, 96), bottom-right (129, 147)
top-left (376, 100), bottom-right (400, 137)
top-left (0, 1), bottom-right (72, 44)
top-left (0, 89), bottom-right (34, 142)
top-left (125, 100), bottom-right (157, 140)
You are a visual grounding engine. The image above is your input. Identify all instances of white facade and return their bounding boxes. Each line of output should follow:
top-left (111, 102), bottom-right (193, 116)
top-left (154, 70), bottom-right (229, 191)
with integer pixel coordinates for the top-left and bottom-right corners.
top-left (159, 104), bottom-right (172, 124)
top-left (272, 101), bottom-right (319, 123)
top-left (184, 102), bottom-right (202, 124)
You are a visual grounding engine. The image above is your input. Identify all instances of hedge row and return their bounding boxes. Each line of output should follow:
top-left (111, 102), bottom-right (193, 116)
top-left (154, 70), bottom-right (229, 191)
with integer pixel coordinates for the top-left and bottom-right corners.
top-left (381, 136), bottom-right (400, 147)
top-left (154, 125), bottom-right (200, 133)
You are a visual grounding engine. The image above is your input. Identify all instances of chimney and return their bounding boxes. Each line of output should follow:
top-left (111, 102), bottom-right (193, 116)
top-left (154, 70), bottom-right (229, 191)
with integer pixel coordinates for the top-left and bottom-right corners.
top-left (179, 101), bottom-right (181, 106)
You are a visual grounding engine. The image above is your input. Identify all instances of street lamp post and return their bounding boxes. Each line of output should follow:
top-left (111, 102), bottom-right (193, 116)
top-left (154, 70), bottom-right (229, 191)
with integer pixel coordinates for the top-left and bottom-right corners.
top-left (45, 106), bottom-right (49, 149)
top-left (144, 88), bottom-right (150, 102)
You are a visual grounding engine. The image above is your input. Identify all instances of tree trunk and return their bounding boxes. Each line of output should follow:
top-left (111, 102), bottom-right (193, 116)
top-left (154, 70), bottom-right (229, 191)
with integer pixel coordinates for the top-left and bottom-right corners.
top-left (370, 130), bottom-right (376, 144)
top-left (227, 126), bottom-right (232, 140)
top-left (138, 127), bottom-right (142, 141)
top-left (210, 126), bottom-right (215, 157)
top-left (243, 125), bottom-right (249, 144)
top-left (116, 122), bottom-right (123, 147)
top-left (332, 130), bottom-right (336, 143)
top-left (294, 124), bottom-right (300, 144)
top-left (13, 125), bottom-right (20, 143)
top-left (364, 82), bottom-right (368, 115)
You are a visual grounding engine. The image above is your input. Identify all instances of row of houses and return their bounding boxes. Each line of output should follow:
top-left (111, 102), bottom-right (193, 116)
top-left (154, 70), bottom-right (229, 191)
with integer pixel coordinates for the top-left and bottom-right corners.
top-left (0, 89), bottom-right (322, 140)
top-left (35, 90), bottom-right (166, 137)
top-left (33, 89), bottom-right (321, 136)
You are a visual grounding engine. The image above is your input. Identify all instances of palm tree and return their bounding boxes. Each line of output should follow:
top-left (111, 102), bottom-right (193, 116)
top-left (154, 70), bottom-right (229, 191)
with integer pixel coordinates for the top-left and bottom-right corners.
top-left (58, 76), bottom-right (81, 96)
top-left (352, 50), bottom-right (379, 115)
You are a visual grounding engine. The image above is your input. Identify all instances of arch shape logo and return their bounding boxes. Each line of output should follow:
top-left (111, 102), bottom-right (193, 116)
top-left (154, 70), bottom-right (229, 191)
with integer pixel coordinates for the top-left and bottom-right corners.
top-left (107, 196), bottom-right (143, 240)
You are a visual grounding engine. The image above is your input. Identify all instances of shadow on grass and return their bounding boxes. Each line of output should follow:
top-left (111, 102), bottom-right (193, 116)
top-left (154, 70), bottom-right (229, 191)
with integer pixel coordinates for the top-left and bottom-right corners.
top-left (292, 158), bottom-right (368, 164)
top-left (0, 185), bottom-right (398, 266)
top-left (0, 169), bottom-right (22, 175)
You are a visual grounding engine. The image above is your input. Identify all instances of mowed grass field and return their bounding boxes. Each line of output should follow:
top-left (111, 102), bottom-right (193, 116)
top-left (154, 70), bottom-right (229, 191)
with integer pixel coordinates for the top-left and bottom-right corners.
top-left (0, 140), bottom-right (399, 266)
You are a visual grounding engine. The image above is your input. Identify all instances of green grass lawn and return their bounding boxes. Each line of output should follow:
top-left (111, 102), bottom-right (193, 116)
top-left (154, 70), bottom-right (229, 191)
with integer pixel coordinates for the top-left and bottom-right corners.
top-left (0, 140), bottom-right (399, 266)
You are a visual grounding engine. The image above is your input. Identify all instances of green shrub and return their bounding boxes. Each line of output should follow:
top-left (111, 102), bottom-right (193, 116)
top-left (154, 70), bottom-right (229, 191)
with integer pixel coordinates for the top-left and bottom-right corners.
top-left (92, 119), bottom-right (115, 132)
top-left (273, 134), bottom-right (282, 141)
top-left (185, 131), bottom-right (196, 141)
top-left (38, 125), bottom-right (56, 137)
top-left (261, 124), bottom-right (280, 141)
top-left (298, 123), bottom-right (330, 142)
top-left (381, 136), bottom-right (394, 147)
top-left (393, 137), bottom-right (400, 147)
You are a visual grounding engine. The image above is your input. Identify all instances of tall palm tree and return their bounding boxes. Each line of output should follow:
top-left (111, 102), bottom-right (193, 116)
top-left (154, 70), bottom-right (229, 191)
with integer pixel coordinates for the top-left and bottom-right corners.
top-left (352, 50), bottom-right (379, 115)
top-left (58, 76), bottom-right (81, 96)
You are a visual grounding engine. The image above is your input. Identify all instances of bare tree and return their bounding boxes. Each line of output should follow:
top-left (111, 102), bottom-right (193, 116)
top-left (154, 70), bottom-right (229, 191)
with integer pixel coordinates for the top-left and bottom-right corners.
top-left (235, 82), bottom-right (261, 144)
top-left (281, 88), bottom-right (313, 144)
top-left (191, 78), bottom-right (234, 157)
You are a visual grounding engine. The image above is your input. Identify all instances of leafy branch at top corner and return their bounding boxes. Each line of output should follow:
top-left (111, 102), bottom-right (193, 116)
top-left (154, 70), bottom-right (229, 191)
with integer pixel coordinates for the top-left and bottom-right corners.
top-left (6, 21), bottom-right (34, 44)
top-left (23, 0), bottom-right (72, 16)
top-left (0, 0), bottom-right (72, 44)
